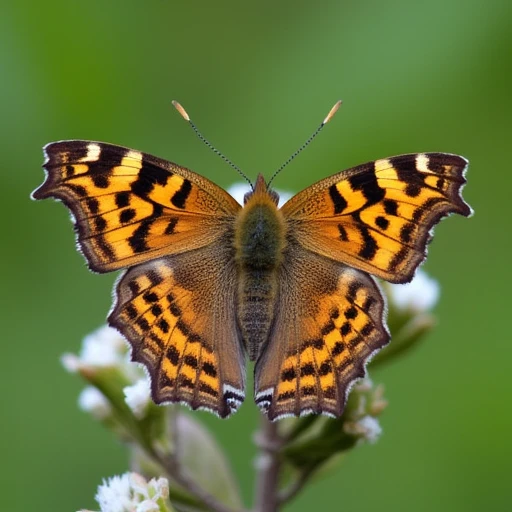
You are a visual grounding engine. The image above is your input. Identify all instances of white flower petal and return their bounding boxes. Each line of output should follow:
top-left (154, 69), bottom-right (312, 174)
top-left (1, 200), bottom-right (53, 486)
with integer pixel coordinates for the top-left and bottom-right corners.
top-left (344, 415), bottom-right (382, 443)
top-left (61, 353), bottom-right (80, 373)
top-left (227, 183), bottom-right (251, 205)
top-left (124, 378), bottom-right (151, 419)
top-left (148, 477), bottom-right (169, 500)
top-left (80, 326), bottom-right (128, 367)
top-left (388, 269), bottom-right (440, 313)
top-left (357, 415), bottom-right (382, 443)
top-left (227, 182), bottom-right (293, 207)
top-left (94, 473), bottom-right (168, 512)
top-left (96, 474), bottom-right (134, 512)
top-left (136, 501), bottom-right (160, 512)
top-left (78, 386), bottom-right (112, 420)
top-left (129, 472), bottom-right (149, 498)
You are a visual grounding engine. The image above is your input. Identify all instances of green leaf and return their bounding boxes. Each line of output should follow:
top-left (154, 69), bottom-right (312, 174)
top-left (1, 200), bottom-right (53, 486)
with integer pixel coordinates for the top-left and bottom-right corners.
top-left (174, 413), bottom-right (244, 510)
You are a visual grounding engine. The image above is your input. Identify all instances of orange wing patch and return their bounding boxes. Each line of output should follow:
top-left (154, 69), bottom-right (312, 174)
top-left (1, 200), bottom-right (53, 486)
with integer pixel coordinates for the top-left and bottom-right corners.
top-left (255, 246), bottom-right (389, 420)
top-left (32, 141), bottom-right (240, 272)
top-left (282, 153), bottom-right (471, 283)
top-left (110, 249), bottom-right (245, 418)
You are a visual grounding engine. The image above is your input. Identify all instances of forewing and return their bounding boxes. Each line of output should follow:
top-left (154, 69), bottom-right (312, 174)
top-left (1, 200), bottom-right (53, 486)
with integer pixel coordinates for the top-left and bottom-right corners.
top-left (32, 141), bottom-right (241, 272)
top-left (255, 243), bottom-right (389, 420)
top-left (281, 153), bottom-right (472, 283)
top-left (109, 237), bottom-right (245, 418)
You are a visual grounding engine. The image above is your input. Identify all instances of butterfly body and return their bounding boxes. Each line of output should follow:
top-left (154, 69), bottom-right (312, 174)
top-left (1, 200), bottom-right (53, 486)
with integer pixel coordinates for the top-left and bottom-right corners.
top-left (234, 174), bottom-right (286, 360)
top-left (33, 141), bottom-right (471, 420)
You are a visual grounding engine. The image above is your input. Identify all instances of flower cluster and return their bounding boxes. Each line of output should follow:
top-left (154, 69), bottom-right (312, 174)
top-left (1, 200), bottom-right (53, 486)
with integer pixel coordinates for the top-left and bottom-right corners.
top-left (62, 325), bottom-right (152, 421)
top-left (81, 472), bottom-right (172, 512)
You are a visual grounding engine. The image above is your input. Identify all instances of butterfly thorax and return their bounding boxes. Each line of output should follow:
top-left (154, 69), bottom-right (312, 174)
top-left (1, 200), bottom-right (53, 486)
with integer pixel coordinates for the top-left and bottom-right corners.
top-left (234, 175), bottom-right (286, 360)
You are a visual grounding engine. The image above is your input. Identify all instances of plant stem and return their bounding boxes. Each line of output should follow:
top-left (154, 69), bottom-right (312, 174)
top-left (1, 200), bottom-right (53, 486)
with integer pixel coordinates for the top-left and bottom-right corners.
top-left (277, 466), bottom-right (316, 506)
top-left (253, 415), bottom-right (282, 512)
top-left (156, 451), bottom-right (240, 512)
top-left (146, 410), bottom-right (243, 512)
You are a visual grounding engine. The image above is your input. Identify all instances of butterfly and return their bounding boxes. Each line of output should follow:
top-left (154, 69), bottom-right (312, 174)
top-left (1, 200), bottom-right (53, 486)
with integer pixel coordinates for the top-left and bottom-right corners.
top-left (32, 104), bottom-right (471, 420)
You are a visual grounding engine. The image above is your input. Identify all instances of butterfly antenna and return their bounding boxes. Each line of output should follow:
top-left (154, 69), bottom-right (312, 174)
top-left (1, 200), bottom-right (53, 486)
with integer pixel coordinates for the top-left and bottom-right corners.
top-left (172, 100), bottom-right (253, 189)
top-left (267, 100), bottom-right (342, 187)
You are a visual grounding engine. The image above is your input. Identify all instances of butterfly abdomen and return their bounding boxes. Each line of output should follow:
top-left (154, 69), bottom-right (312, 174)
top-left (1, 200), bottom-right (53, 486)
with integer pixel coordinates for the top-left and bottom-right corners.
top-left (234, 176), bottom-right (286, 360)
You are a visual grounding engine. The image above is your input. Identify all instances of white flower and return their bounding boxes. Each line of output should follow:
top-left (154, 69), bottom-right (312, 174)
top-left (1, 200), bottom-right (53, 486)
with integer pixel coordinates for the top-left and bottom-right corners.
top-left (354, 378), bottom-right (373, 393)
top-left (61, 325), bottom-right (128, 373)
top-left (96, 474), bottom-right (133, 512)
top-left (343, 415), bottom-right (382, 443)
top-left (388, 269), bottom-right (440, 313)
top-left (78, 386), bottom-right (112, 420)
top-left (136, 502), bottom-right (159, 512)
top-left (227, 182), bottom-right (293, 207)
top-left (95, 473), bottom-right (169, 512)
top-left (148, 477), bottom-right (169, 500)
top-left (124, 378), bottom-right (151, 419)
top-left (61, 324), bottom-right (144, 384)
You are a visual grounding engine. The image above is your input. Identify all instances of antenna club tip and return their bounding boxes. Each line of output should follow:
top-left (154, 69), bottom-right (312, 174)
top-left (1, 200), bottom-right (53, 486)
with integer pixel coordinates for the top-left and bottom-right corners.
top-left (323, 99), bottom-right (343, 125)
top-left (172, 100), bottom-right (190, 121)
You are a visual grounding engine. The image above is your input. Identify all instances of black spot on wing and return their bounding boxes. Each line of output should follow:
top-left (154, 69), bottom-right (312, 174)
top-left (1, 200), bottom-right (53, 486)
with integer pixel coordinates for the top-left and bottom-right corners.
top-left (165, 217), bottom-right (178, 235)
top-left (348, 163), bottom-right (385, 205)
top-left (329, 184), bottom-right (348, 214)
top-left (128, 220), bottom-right (151, 253)
top-left (120, 208), bottom-right (136, 224)
top-left (199, 382), bottom-right (218, 397)
top-left (338, 224), bottom-right (349, 241)
top-left (143, 291), bottom-right (158, 303)
top-left (340, 322), bottom-right (352, 336)
top-left (150, 304), bottom-right (163, 317)
top-left (94, 216), bottom-right (107, 232)
top-left (281, 368), bottom-right (296, 381)
top-left (127, 204), bottom-right (163, 253)
top-left (389, 156), bottom-right (423, 198)
top-left (384, 199), bottom-right (398, 216)
top-left (91, 174), bottom-right (109, 189)
top-left (400, 223), bottom-right (415, 243)
top-left (184, 355), bottom-right (198, 369)
top-left (86, 198), bottom-right (99, 214)
top-left (375, 216), bottom-right (389, 230)
top-left (388, 246), bottom-right (408, 272)
top-left (319, 361), bottom-right (332, 376)
top-left (332, 341), bottom-right (345, 356)
top-left (202, 362), bottom-right (217, 378)
top-left (131, 164), bottom-right (171, 197)
top-left (301, 385), bottom-right (315, 397)
top-left (171, 179), bottom-right (192, 209)
top-left (157, 318), bottom-right (170, 333)
top-left (358, 225), bottom-right (377, 260)
top-left (166, 346), bottom-right (180, 365)
top-left (345, 306), bottom-right (358, 319)
top-left (116, 191), bottom-right (130, 208)
top-left (300, 363), bottom-right (315, 376)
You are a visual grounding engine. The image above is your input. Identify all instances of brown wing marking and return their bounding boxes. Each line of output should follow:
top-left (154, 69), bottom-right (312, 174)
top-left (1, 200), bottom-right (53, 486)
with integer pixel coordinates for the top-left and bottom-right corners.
top-left (255, 244), bottom-right (389, 420)
top-left (109, 239), bottom-right (245, 418)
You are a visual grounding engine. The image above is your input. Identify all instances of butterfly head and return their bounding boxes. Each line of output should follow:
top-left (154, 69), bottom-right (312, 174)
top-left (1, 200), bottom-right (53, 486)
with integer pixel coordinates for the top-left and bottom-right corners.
top-left (243, 174), bottom-right (280, 206)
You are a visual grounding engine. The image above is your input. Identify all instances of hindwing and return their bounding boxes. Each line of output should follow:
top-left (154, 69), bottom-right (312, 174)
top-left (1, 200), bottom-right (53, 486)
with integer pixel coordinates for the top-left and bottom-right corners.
top-left (109, 222), bottom-right (245, 417)
top-left (255, 243), bottom-right (389, 420)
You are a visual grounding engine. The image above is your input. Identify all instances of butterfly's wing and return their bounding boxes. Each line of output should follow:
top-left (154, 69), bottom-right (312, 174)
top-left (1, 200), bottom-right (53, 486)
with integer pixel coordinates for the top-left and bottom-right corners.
top-left (281, 153), bottom-right (472, 283)
top-left (255, 242), bottom-right (388, 420)
top-left (33, 141), bottom-right (245, 417)
top-left (255, 153), bottom-right (471, 419)
top-left (110, 242), bottom-right (245, 418)
top-left (33, 141), bottom-right (241, 272)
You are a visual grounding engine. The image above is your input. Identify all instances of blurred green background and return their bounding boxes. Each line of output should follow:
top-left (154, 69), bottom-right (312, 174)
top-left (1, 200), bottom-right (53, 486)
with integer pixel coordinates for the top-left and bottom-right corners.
top-left (2, 0), bottom-right (511, 510)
